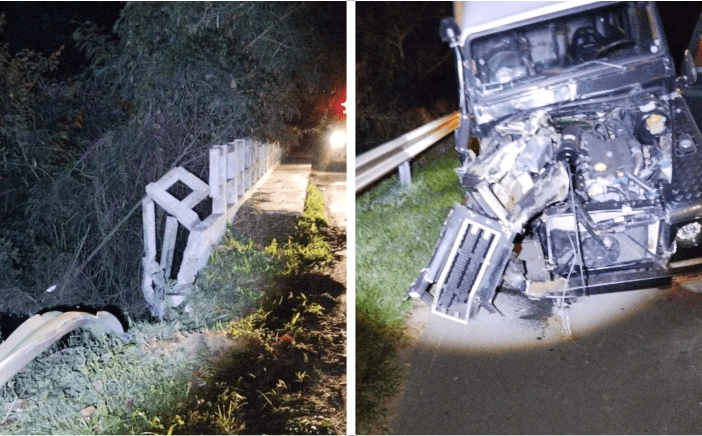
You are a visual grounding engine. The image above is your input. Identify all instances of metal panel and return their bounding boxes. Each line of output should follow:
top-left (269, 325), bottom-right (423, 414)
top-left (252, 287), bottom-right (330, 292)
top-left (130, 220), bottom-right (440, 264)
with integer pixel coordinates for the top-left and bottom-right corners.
top-left (356, 112), bottom-right (459, 192)
top-left (431, 206), bottom-right (515, 322)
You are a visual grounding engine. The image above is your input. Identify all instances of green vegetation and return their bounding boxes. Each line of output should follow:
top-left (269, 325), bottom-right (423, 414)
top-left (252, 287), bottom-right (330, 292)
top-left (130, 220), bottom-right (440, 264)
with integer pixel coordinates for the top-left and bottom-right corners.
top-left (0, 322), bottom-right (200, 434)
top-left (1, 184), bottom-right (345, 434)
top-left (355, 138), bottom-right (463, 433)
top-left (283, 185), bottom-right (333, 275)
top-left (0, 3), bottom-right (345, 433)
top-left (0, 2), bottom-right (343, 318)
top-left (183, 227), bottom-right (284, 329)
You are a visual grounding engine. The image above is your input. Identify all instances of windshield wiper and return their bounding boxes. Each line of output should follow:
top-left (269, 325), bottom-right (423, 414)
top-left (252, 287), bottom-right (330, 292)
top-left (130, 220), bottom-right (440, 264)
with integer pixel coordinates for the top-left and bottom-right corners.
top-left (579, 60), bottom-right (627, 70)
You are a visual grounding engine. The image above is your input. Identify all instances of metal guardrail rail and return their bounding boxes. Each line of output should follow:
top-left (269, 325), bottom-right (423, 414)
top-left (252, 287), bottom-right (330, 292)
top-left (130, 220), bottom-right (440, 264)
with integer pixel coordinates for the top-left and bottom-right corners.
top-left (356, 111), bottom-right (460, 192)
top-left (0, 310), bottom-right (125, 388)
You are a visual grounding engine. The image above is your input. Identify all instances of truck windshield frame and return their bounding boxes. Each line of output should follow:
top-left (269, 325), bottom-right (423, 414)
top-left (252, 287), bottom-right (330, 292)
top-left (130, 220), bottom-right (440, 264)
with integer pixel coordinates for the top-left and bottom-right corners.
top-left (466, 1), bottom-right (661, 96)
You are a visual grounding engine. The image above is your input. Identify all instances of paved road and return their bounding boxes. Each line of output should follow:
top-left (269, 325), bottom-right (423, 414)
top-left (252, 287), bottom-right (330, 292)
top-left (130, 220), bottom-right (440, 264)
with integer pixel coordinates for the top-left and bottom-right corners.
top-left (390, 280), bottom-right (702, 434)
top-left (247, 163), bottom-right (311, 216)
top-left (310, 170), bottom-right (347, 230)
top-left (284, 139), bottom-right (347, 229)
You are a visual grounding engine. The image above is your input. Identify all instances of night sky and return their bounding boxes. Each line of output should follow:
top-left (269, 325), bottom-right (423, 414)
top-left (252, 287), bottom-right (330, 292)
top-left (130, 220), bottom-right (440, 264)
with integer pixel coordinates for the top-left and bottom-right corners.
top-left (0, 2), bottom-right (123, 79)
top-left (356, 2), bottom-right (456, 110)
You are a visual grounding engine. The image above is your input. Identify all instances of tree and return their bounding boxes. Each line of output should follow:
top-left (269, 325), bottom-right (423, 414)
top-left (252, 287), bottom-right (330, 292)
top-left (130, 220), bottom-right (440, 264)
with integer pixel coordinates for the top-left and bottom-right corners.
top-left (75, 2), bottom-right (341, 170)
top-left (0, 11), bottom-right (64, 180)
top-left (0, 11), bottom-right (90, 312)
top-left (356, 2), bottom-right (457, 154)
top-left (0, 3), bottom-right (345, 316)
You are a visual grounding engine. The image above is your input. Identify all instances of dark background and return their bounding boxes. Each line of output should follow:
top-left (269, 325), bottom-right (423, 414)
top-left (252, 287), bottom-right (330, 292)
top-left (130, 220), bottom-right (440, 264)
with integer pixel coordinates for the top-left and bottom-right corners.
top-left (0, 1), bottom-right (348, 164)
top-left (0, 2), bottom-right (345, 101)
top-left (1, 2), bottom-right (700, 152)
top-left (658, 2), bottom-right (702, 71)
top-left (0, 2), bottom-right (123, 79)
top-left (0, 2), bottom-right (347, 320)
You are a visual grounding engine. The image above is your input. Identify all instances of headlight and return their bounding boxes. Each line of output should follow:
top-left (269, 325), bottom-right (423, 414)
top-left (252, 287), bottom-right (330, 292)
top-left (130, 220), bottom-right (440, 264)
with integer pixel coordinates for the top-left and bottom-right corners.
top-left (329, 129), bottom-right (346, 149)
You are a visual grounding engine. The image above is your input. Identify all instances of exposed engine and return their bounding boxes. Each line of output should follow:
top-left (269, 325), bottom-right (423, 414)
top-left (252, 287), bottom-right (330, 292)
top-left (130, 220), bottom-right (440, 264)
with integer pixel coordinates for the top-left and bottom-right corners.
top-left (410, 1), bottom-right (702, 324)
top-left (458, 94), bottom-right (677, 299)
top-left (552, 97), bottom-right (673, 203)
top-left (460, 94), bottom-right (673, 218)
top-left (407, 93), bottom-right (694, 322)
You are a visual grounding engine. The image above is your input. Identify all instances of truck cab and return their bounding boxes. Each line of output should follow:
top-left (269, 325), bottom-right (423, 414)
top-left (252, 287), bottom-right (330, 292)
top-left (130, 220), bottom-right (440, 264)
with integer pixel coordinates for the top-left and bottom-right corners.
top-left (408, 1), bottom-right (702, 323)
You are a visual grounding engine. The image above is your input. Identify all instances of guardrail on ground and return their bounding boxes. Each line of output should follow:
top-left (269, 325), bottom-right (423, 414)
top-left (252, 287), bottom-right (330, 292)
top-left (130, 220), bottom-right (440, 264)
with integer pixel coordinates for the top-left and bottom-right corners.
top-left (356, 111), bottom-right (459, 192)
top-left (141, 139), bottom-right (284, 317)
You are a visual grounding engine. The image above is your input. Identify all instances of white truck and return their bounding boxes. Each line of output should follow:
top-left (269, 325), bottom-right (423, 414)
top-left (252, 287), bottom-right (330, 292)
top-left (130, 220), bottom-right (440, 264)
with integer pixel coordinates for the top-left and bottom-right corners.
top-left (408, 1), bottom-right (702, 323)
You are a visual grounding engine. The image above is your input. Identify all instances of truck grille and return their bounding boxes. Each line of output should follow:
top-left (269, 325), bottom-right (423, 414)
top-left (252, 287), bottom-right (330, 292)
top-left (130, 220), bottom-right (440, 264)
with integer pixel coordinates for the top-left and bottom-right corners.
top-left (432, 204), bottom-right (515, 323)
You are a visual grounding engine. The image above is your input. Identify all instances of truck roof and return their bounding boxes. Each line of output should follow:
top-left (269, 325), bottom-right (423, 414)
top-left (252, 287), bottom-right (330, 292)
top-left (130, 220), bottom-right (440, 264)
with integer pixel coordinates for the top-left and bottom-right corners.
top-left (458, 0), bottom-right (607, 45)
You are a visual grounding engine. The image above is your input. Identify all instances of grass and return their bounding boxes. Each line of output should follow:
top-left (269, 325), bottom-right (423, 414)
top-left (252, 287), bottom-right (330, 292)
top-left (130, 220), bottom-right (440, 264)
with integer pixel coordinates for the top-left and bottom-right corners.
top-left (0, 325), bottom-right (197, 434)
top-left (181, 225), bottom-right (284, 329)
top-left (283, 185), bottom-right (334, 275)
top-left (0, 184), bottom-right (345, 435)
top-left (355, 137), bottom-right (464, 433)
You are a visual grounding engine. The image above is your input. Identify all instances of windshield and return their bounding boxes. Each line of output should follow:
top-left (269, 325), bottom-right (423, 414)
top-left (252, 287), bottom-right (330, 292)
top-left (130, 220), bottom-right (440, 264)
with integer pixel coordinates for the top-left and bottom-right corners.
top-left (469, 2), bottom-right (661, 95)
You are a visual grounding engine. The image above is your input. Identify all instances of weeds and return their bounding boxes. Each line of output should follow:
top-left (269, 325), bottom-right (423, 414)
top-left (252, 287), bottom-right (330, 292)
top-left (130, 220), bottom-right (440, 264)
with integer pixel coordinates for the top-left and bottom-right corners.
top-left (0, 326), bottom-right (195, 435)
top-left (355, 137), bottom-right (463, 432)
top-left (0, 182), bottom-right (344, 435)
top-left (283, 185), bottom-right (333, 275)
top-left (179, 228), bottom-right (283, 329)
top-left (144, 184), bottom-right (344, 434)
top-left (214, 391), bottom-right (245, 434)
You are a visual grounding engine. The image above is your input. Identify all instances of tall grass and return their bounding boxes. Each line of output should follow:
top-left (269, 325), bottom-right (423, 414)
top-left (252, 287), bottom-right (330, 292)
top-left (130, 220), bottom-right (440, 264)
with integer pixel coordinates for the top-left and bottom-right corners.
top-left (355, 137), bottom-right (464, 433)
top-left (0, 183), bottom-right (344, 435)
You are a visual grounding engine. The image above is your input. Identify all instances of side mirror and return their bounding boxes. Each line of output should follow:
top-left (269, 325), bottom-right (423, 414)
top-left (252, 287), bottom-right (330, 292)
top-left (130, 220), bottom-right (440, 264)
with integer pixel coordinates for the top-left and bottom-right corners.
top-left (439, 17), bottom-right (461, 45)
top-left (683, 49), bottom-right (698, 86)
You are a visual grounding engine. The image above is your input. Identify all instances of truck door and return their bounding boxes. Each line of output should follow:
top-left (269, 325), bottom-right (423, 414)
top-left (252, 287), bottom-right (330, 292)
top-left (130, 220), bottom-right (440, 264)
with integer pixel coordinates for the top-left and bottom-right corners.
top-left (680, 9), bottom-right (702, 131)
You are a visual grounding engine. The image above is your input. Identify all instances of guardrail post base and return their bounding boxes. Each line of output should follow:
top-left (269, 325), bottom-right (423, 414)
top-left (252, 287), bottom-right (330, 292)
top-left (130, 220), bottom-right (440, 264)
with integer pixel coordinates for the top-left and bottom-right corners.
top-left (399, 161), bottom-right (411, 186)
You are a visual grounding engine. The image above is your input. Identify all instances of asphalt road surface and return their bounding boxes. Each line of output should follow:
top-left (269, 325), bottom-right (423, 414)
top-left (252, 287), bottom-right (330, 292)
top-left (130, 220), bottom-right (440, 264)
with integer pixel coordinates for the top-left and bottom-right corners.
top-left (310, 170), bottom-right (347, 230)
top-left (286, 139), bottom-right (347, 229)
top-left (390, 279), bottom-right (702, 434)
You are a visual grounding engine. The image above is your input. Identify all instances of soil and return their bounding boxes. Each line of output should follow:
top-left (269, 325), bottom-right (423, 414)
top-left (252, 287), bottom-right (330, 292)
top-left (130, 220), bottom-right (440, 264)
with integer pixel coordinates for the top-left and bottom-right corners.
top-left (228, 168), bottom-right (348, 434)
top-left (134, 154), bottom-right (347, 433)
top-left (228, 203), bottom-right (299, 248)
top-left (138, 329), bottom-right (244, 361)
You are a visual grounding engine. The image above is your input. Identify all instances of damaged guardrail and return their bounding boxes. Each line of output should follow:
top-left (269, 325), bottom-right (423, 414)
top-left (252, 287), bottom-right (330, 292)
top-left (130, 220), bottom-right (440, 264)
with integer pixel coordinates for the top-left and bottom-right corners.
top-left (355, 111), bottom-right (459, 192)
top-left (0, 310), bottom-right (125, 388)
top-left (142, 139), bottom-right (284, 318)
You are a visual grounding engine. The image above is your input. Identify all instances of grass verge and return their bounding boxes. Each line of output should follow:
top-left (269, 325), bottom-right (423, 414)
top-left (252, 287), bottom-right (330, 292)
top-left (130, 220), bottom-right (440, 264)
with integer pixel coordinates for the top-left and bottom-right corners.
top-left (1, 184), bottom-right (345, 435)
top-left (355, 137), bottom-right (463, 433)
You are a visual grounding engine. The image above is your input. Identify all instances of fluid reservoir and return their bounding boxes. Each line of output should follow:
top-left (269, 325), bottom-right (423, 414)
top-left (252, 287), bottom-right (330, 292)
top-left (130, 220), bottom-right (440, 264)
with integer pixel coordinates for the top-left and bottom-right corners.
top-left (557, 125), bottom-right (581, 165)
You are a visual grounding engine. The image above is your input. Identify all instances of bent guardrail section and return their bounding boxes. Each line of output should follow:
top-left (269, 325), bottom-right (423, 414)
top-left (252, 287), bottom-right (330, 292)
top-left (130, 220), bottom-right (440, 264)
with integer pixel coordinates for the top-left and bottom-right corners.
top-left (356, 111), bottom-right (459, 192)
top-left (142, 139), bottom-right (284, 317)
top-left (0, 310), bottom-right (124, 388)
